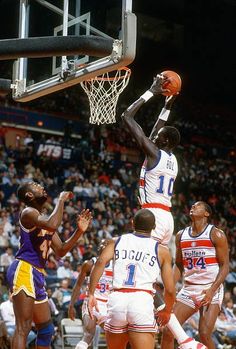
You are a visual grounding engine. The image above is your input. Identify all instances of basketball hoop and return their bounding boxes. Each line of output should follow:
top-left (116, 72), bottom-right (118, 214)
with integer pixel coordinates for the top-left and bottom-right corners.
top-left (80, 67), bottom-right (131, 125)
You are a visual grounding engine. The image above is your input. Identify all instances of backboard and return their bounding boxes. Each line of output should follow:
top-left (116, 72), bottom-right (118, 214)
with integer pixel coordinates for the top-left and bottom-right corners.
top-left (6, 0), bottom-right (136, 102)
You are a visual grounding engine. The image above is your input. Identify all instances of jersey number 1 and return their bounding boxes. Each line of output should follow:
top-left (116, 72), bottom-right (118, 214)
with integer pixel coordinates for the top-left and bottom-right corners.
top-left (123, 264), bottom-right (136, 286)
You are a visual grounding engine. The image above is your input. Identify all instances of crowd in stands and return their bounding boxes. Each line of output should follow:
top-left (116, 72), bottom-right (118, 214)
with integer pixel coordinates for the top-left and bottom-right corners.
top-left (0, 89), bottom-right (236, 348)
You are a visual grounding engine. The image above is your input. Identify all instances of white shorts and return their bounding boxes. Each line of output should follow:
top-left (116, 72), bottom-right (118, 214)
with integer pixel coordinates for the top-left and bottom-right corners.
top-left (104, 291), bottom-right (157, 334)
top-left (147, 207), bottom-right (174, 245)
top-left (82, 298), bottom-right (108, 325)
top-left (177, 283), bottom-right (224, 310)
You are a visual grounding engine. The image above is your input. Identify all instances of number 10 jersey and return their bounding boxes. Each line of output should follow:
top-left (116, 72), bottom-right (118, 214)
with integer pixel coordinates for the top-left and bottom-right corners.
top-left (139, 149), bottom-right (178, 207)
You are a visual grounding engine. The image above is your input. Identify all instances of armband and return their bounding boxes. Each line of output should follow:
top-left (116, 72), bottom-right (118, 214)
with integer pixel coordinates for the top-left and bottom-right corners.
top-left (156, 304), bottom-right (166, 312)
top-left (159, 108), bottom-right (170, 121)
top-left (140, 90), bottom-right (153, 102)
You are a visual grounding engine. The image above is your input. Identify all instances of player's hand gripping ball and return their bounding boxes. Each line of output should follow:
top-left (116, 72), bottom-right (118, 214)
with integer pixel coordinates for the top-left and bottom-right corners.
top-left (161, 70), bottom-right (182, 96)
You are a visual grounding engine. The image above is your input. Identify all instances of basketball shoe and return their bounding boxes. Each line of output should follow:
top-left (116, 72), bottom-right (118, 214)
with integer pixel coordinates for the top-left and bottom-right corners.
top-left (179, 337), bottom-right (207, 349)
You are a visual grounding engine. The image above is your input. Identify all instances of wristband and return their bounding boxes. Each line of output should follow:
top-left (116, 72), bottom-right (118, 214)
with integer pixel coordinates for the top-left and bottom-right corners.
top-left (159, 108), bottom-right (170, 121)
top-left (156, 304), bottom-right (166, 312)
top-left (140, 90), bottom-right (153, 102)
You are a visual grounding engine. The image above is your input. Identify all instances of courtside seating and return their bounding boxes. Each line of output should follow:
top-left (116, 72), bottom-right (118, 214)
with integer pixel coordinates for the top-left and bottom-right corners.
top-left (61, 318), bottom-right (83, 349)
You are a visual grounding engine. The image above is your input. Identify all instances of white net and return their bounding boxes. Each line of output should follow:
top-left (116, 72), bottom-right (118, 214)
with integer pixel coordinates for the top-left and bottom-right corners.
top-left (80, 67), bottom-right (131, 125)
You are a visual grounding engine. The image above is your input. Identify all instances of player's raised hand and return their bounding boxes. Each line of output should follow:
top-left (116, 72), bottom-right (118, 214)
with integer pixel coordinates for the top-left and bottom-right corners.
top-left (88, 295), bottom-right (99, 320)
top-left (68, 304), bottom-right (76, 321)
top-left (149, 74), bottom-right (170, 96)
top-left (164, 94), bottom-right (178, 110)
top-left (58, 191), bottom-right (74, 202)
top-left (76, 209), bottom-right (92, 233)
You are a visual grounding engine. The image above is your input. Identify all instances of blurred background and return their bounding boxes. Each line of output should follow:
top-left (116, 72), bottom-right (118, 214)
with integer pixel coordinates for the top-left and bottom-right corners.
top-left (0, 1), bottom-right (236, 348)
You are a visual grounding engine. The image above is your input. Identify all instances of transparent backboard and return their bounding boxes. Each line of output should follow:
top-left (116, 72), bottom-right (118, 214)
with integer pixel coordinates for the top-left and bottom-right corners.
top-left (11, 0), bottom-right (136, 102)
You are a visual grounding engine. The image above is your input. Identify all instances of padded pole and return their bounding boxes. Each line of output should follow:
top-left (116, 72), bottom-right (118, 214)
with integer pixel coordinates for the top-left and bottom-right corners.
top-left (0, 35), bottom-right (114, 60)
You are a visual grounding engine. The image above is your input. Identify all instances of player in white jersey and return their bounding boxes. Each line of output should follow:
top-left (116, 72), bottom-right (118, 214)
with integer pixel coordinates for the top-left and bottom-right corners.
top-left (122, 73), bottom-right (180, 246)
top-left (68, 240), bottom-right (113, 349)
top-left (161, 201), bottom-right (229, 349)
top-left (88, 209), bottom-right (176, 349)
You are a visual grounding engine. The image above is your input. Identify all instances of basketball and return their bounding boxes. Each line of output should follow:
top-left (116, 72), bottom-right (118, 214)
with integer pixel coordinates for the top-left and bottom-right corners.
top-left (161, 70), bottom-right (182, 96)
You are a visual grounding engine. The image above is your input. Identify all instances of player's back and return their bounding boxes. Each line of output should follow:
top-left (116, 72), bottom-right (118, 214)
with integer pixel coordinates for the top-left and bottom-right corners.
top-left (140, 149), bottom-right (178, 207)
top-left (113, 233), bottom-right (160, 292)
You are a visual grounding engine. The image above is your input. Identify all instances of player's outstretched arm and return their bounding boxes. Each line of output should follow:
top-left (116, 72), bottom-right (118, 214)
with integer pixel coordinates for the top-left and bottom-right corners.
top-left (51, 209), bottom-right (92, 257)
top-left (68, 260), bottom-right (93, 320)
top-left (173, 231), bottom-right (184, 284)
top-left (21, 191), bottom-right (72, 231)
top-left (149, 94), bottom-right (177, 142)
top-left (121, 75), bottom-right (169, 156)
top-left (200, 228), bottom-right (229, 307)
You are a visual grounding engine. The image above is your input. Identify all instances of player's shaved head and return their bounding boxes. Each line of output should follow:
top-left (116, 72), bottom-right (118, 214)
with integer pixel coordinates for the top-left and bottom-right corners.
top-left (133, 209), bottom-right (155, 233)
top-left (17, 182), bottom-right (34, 204)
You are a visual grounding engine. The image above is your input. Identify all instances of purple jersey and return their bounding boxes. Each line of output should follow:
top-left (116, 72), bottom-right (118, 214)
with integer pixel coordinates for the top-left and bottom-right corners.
top-left (15, 220), bottom-right (53, 269)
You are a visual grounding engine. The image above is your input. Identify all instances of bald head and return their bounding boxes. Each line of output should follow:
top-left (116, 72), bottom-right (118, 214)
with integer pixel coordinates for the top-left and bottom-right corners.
top-left (17, 182), bottom-right (34, 204)
top-left (133, 209), bottom-right (155, 233)
top-left (17, 181), bottom-right (47, 207)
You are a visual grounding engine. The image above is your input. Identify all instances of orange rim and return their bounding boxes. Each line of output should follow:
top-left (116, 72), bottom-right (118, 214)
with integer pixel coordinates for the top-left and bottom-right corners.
top-left (83, 66), bottom-right (131, 82)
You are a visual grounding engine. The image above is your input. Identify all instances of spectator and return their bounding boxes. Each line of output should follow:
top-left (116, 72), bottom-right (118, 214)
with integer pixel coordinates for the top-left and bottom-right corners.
top-left (0, 225), bottom-right (9, 254)
top-left (82, 244), bottom-right (97, 262)
top-left (97, 224), bottom-right (112, 240)
top-left (0, 247), bottom-right (14, 268)
top-left (23, 133), bottom-right (34, 148)
top-left (57, 259), bottom-right (74, 279)
top-left (225, 299), bottom-right (236, 323)
top-left (215, 310), bottom-right (236, 345)
top-left (52, 278), bottom-right (72, 314)
top-left (0, 274), bottom-right (8, 302)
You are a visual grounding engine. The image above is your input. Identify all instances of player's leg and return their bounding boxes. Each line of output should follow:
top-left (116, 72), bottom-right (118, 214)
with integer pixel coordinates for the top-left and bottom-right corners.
top-left (33, 300), bottom-right (54, 349)
top-left (105, 331), bottom-right (129, 349)
top-left (104, 292), bottom-right (129, 349)
top-left (150, 209), bottom-right (173, 245)
top-left (127, 292), bottom-right (157, 349)
top-left (198, 304), bottom-right (221, 349)
top-left (128, 331), bottom-right (155, 349)
top-left (75, 314), bottom-right (97, 349)
top-left (31, 265), bottom-right (55, 349)
top-left (154, 286), bottom-right (192, 347)
top-left (7, 260), bottom-right (37, 349)
top-left (92, 299), bottom-right (108, 349)
top-left (12, 290), bottom-right (35, 349)
top-left (92, 325), bottom-right (101, 349)
top-left (161, 301), bottom-right (196, 349)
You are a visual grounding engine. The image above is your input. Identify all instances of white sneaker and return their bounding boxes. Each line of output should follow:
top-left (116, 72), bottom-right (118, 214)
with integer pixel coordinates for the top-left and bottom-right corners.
top-left (75, 341), bottom-right (89, 349)
top-left (179, 337), bottom-right (207, 349)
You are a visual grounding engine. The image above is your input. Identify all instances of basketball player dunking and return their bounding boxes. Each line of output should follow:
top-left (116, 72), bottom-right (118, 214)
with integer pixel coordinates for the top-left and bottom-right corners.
top-left (122, 74), bottom-right (180, 246)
